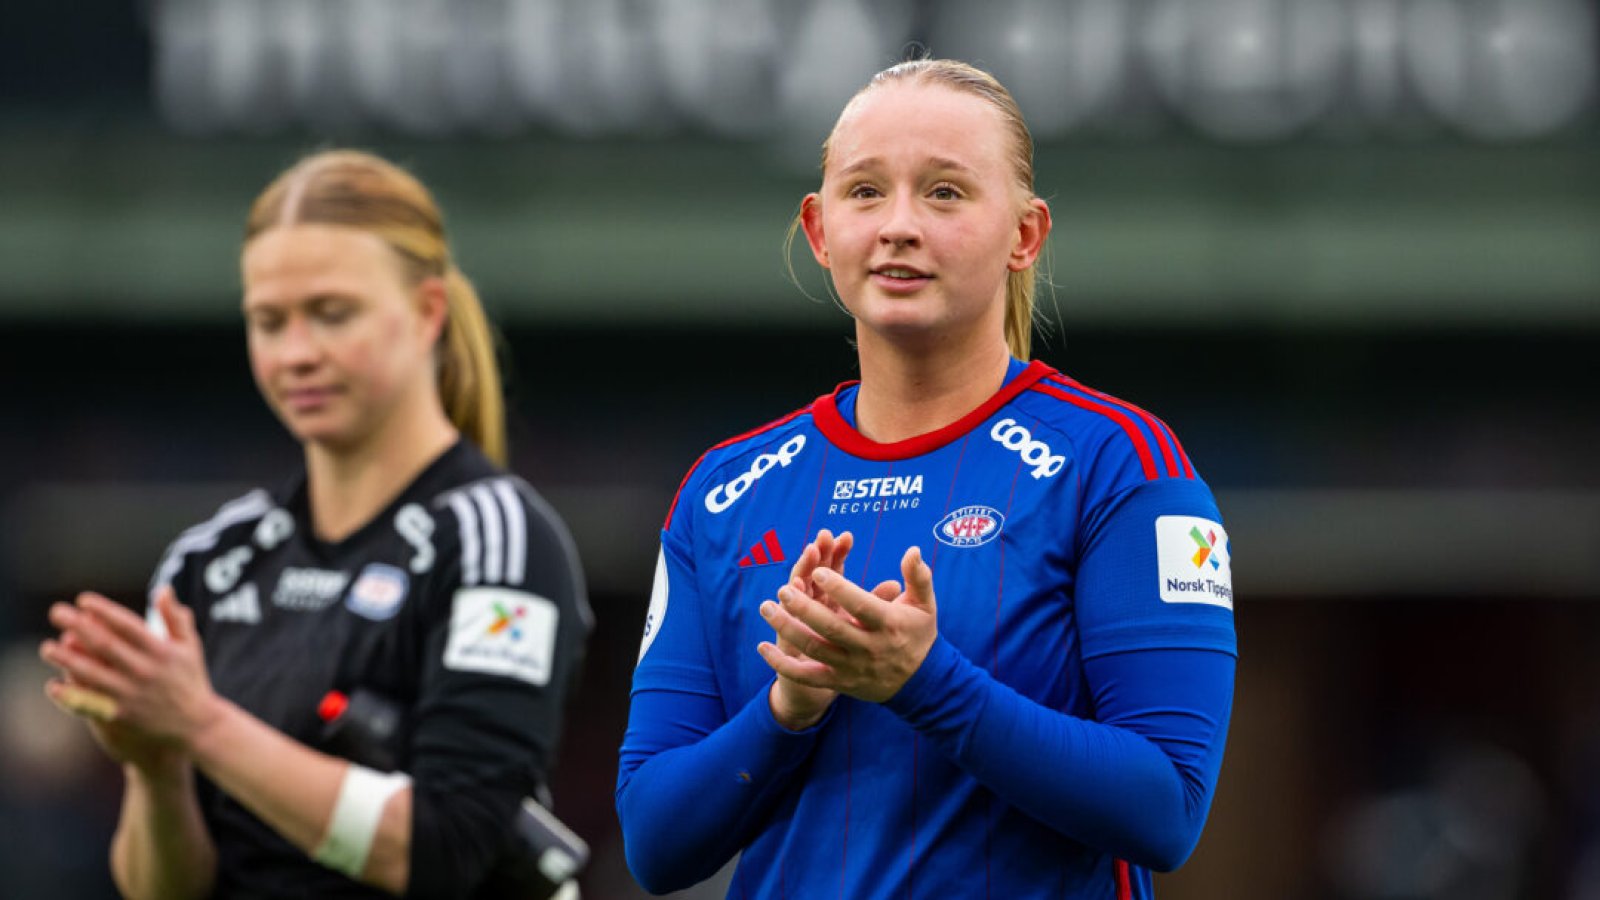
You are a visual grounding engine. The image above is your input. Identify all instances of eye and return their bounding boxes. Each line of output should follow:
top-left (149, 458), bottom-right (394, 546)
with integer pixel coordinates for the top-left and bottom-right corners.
top-left (847, 183), bottom-right (882, 200)
top-left (312, 299), bottom-right (356, 325)
top-left (247, 312), bottom-right (284, 334)
top-left (929, 184), bottom-right (963, 202)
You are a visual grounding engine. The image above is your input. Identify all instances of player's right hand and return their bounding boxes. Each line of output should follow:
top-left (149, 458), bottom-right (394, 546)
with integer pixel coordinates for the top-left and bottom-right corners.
top-left (765, 530), bottom-right (852, 730)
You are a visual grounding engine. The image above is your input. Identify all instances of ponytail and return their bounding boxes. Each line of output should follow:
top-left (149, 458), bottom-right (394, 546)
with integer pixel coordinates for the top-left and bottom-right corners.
top-left (438, 265), bottom-right (506, 466)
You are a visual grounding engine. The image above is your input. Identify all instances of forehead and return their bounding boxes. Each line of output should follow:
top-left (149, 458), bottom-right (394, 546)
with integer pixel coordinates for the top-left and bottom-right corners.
top-left (241, 224), bottom-right (402, 308)
top-left (827, 81), bottom-right (1013, 178)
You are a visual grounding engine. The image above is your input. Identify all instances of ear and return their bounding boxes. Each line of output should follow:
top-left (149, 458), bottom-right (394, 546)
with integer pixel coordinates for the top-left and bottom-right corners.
top-left (414, 276), bottom-right (449, 346)
top-left (1008, 197), bottom-right (1052, 272)
top-left (799, 193), bottom-right (830, 269)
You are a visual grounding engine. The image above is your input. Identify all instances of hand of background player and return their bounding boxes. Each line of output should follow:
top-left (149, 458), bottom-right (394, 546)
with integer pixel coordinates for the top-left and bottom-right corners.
top-left (758, 545), bottom-right (937, 704)
top-left (40, 587), bottom-right (222, 764)
top-left (764, 529), bottom-right (853, 730)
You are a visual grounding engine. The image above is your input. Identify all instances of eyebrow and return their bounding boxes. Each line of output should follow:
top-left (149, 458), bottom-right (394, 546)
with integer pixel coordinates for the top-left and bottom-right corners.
top-left (834, 156), bottom-right (980, 179)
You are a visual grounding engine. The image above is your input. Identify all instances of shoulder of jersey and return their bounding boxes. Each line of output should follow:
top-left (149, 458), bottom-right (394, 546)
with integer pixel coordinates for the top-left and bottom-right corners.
top-left (148, 488), bottom-right (281, 603)
top-left (1020, 371), bottom-right (1197, 483)
top-left (426, 472), bottom-right (561, 589)
top-left (662, 402), bottom-right (816, 530)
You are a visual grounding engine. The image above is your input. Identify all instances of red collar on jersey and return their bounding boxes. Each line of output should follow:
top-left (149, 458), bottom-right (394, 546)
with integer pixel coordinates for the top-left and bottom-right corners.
top-left (811, 359), bottom-right (1056, 461)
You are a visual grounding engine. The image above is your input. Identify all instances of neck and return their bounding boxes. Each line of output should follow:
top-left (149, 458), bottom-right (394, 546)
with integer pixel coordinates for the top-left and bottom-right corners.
top-left (304, 399), bottom-right (458, 543)
top-left (853, 328), bottom-right (1013, 444)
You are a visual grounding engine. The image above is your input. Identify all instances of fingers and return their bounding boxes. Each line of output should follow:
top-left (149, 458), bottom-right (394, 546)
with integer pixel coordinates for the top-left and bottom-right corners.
top-left (756, 642), bottom-right (834, 688)
top-left (76, 593), bottom-right (160, 651)
top-left (787, 539), bottom-right (821, 583)
top-left (156, 588), bottom-right (196, 643)
top-left (53, 605), bottom-right (149, 679)
top-left (870, 580), bottom-right (902, 601)
top-left (40, 638), bottom-right (134, 699)
top-left (824, 531), bottom-right (854, 571)
top-left (810, 567), bottom-right (889, 629)
top-left (760, 597), bottom-right (847, 666)
top-left (900, 546), bottom-right (936, 613)
top-left (46, 679), bottom-right (120, 722)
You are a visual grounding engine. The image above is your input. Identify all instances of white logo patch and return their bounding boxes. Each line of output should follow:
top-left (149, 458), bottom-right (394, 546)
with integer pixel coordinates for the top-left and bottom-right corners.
top-left (210, 584), bottom-right (261, 624)
top-left (273, 567), bottom-right (350, 610)
top-left (444, 586), bottom-right (559, 686)
top-left (828, 475), bottom-right (924, 515)
top-left (705, 434), bottom-right (806, 514)
top-left (934, 505), bottom-right (1005, 547)
top-left (1156, 516), bottom-right (1234, 609)
top-left (205, 546), bottom-right (253, 594)
top-left (638, 547), bottom-right (669, 663)
top-left (990, 418), bottom-right (1065, 479)
top-left (345, 563), bottom-right (409, 621)
top-left (252, 508), bottom-right (294, 550)
top-left (394, 503), bottom-right (436, 574)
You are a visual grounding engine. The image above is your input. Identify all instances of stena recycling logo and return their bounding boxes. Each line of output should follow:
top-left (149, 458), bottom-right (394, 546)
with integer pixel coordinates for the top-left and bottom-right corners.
top-left (705, 435), bottom-right (806, 514)
top-left (934, 505), bottom-right (1005, 547)
top-left (990, 419), bottom-right (1065, 479)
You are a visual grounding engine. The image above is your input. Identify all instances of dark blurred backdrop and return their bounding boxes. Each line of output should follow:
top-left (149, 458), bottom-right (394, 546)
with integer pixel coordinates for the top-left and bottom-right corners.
top-left (3, 2), bottom-right (1599, 898)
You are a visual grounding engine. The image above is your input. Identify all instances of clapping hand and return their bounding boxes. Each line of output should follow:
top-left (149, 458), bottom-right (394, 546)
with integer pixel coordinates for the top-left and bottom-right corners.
top-left (758, 544), bottom-right (938, 704)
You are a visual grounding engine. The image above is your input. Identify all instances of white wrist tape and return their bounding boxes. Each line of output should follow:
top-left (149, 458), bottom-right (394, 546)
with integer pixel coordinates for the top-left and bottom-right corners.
top-left (313, 765), bottom-right (412, 877)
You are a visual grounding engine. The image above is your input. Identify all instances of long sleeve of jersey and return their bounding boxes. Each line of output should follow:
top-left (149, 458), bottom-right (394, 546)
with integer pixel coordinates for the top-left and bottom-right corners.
top-left (617, 524), bottom-right (833, 894)
top-left (406, 485), bottom-right (590, 900)
top-left (886, 477), bottom-right (1236, 870)
top-left (617, 683), bottom-right (831, 893)
top-left (886, 641), bottom-right (1232, 870)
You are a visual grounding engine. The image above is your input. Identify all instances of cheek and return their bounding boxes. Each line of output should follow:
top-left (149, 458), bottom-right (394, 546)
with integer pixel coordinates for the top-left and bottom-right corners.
top-left (246, 336), bottom-right (273, 387)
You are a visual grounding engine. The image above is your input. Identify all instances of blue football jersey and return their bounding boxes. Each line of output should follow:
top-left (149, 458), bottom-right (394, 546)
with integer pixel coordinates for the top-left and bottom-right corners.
top-left (621, 358), bottom-right (1236, 899)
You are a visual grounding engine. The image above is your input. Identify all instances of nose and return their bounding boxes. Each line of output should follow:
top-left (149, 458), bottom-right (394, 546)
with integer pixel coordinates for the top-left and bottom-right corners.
top-left (878, 192), bottom-right (922, 249)
top-left (275, 316), bottom-right (323, 371)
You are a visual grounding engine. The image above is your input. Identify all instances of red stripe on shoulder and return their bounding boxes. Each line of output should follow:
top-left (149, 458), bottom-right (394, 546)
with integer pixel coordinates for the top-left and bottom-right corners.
top-left (1047, 374), bottom-right (1193, 478)
top-left (662, 404), bottom-right (814, 529)
top-left (1030, 382), bottom-right (1159, 480)
top-left (1115, 859), bottom-right (1132, 900)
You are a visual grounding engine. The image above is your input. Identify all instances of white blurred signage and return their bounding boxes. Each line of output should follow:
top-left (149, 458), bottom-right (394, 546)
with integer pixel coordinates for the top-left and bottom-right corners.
top-left (149, 0), bottom-right (1595, 141)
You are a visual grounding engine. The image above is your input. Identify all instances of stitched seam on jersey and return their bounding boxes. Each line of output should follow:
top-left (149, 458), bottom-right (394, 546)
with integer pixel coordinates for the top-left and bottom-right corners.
top-left (663, 405), bottom-right (814, 529)
top-left (928, 433), bottom-right (972, 571)
top-left (1048, 374), bottom-right (1192, 479)
top-left (1029, 383), bottom-right (1158, 480)
top-left (801, 442), bottom-right (830, 548)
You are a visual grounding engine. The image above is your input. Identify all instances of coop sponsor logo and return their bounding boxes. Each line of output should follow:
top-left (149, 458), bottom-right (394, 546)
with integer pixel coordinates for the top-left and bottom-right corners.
top-left (705, 435), bottom-right (807, 514)
top-left (990, 418), bottom-right (1065, 479)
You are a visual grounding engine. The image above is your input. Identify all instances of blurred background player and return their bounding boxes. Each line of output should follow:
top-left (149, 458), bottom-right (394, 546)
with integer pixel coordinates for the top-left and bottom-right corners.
top-left (39, 150), bottom-right (591, 899)
top-left (616, 59), bottom-right (1235, 897)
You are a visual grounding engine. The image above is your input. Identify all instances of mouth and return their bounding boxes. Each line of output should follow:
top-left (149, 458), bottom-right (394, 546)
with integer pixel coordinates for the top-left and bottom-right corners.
top-left (280, 386), bottom-right (342, 413)
top-left (870, 264), bottom-right (933, 291)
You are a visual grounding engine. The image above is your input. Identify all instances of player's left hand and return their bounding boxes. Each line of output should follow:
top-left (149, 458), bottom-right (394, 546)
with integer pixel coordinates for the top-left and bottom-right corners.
top-left (757, 545), bottom-right (937, 703)
top-left (40, 587), bottom-right (222, 751)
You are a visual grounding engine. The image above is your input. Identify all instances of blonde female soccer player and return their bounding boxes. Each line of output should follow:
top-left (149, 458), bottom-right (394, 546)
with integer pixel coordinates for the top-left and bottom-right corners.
top-left (42, 151), bottom-right (589, 899)
top-left (618, 60), bottom-right (1235, 898)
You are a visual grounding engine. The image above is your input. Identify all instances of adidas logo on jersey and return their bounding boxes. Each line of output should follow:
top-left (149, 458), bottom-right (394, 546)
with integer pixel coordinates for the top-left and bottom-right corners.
top-left (211, 584), bottom-right (261, 624)
top-left (736, 529), bottom-right (787, 569)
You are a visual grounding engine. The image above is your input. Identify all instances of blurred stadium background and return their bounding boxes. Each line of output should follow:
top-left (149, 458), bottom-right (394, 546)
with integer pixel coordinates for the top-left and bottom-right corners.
top-left (2, 1), bottom-right (1599, 897)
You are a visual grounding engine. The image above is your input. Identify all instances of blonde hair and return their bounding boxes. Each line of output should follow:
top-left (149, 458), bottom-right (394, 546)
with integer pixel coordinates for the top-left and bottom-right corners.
top-left (245, 150), bottom-right (506, 464)
top-left (790, 59), bottom-right (1044, 360)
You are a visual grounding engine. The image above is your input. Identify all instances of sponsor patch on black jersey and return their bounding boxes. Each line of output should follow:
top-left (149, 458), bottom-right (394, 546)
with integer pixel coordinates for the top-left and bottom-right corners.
top-left (345, 563), bottom-right (410, 621)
